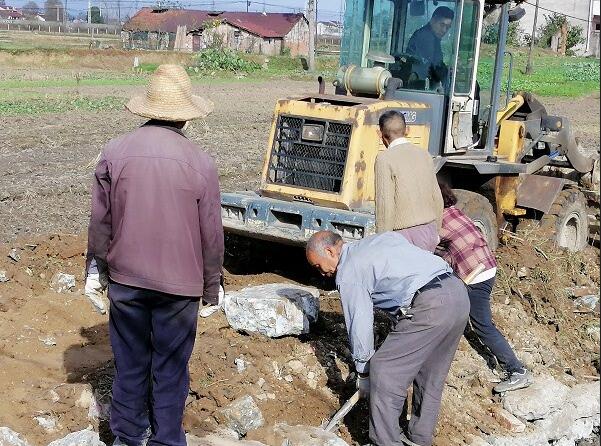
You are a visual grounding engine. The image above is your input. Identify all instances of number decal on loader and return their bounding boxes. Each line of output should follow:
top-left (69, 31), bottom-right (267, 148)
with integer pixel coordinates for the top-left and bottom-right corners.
top-left (400, 110), bottom-right (417, 123)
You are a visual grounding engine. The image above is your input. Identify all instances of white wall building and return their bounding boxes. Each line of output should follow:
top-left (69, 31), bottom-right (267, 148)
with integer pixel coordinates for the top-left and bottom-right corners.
top-left (519, 0), bottom-right (597, 56)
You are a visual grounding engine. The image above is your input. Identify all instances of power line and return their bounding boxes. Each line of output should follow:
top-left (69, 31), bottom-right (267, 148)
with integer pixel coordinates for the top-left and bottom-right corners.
top-left (522, 0), bottom-right (592, 24)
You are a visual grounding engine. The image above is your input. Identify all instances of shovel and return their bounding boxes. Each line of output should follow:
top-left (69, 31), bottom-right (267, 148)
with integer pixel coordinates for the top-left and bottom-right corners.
top-left (321, 390), bottom-right (361, 432)
top-left (316, 265), bottom-right (486, 442)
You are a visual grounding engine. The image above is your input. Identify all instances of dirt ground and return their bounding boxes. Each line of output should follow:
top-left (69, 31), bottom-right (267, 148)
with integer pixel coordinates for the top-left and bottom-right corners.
top-left (0, 79), bottom-right (599, 445)
top-left (1, 80), bottom-right (599, 243)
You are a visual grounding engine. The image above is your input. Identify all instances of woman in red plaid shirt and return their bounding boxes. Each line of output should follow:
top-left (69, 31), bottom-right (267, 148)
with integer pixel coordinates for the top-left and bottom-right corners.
top-left (436, 182), bottom-right (533, 393)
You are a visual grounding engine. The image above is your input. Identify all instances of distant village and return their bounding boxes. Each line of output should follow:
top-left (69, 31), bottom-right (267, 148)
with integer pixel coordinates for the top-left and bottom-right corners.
top-left (0, 0), bottom-right (345, 55)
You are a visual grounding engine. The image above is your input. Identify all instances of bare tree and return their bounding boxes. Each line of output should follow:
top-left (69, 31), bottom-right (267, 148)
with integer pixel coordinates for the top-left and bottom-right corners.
top-left (22, 0), bottom-right (41, 17)
top-left (44, 0), bottom-right (64, 21)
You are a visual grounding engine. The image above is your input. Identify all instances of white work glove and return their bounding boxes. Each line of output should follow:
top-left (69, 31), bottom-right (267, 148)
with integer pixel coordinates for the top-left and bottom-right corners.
top-left (84, 259), bottom-right (108, 315)
top-left (199, 284), bottom-right (224, 318)
top-left (356, 373), bottom-right (370, 400)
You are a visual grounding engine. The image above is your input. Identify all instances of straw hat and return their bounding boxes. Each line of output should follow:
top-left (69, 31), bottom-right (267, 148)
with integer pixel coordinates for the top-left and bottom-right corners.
top-left (126, 64), bottom-right (214, 121)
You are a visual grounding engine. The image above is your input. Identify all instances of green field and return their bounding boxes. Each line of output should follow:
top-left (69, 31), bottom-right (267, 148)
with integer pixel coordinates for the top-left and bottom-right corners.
top-left (478, 45), bottom-right (600, 97)
top-left (0, 38), bottom-right (598, 116)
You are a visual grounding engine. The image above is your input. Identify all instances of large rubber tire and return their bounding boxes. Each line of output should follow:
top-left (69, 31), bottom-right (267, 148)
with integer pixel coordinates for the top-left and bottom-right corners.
top-left (539, 188), bottom-right (589, 251)
top-left (453, 189), bottom-right (499, 251)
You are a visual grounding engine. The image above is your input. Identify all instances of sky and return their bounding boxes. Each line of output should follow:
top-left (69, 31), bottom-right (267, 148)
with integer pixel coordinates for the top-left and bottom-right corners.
top-left (11, 0), bottom-right (345, 22)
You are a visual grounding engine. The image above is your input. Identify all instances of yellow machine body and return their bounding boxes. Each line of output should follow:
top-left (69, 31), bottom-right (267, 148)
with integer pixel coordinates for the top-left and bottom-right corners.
top-left (494, 119), bottom-right (528, 217)
top-left (259, 95), bottom-right (431, 211)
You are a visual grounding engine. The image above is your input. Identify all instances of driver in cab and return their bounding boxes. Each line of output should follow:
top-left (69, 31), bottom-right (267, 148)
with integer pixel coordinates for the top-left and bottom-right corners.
top-left (406, 6), bottom-right (454, 85)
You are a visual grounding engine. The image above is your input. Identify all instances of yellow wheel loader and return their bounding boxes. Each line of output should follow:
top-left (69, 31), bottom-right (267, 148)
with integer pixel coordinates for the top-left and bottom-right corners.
top-left (221, 0), bottom-right (599, 252)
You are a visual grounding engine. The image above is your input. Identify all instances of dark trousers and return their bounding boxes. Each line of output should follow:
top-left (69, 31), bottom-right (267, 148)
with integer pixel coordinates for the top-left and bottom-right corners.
top-left (369, 275), bottom-right (470, 446)
top-left (467, 277), bottom-right (523, 373)
top-left (108, 281), bottom-right (200, 446)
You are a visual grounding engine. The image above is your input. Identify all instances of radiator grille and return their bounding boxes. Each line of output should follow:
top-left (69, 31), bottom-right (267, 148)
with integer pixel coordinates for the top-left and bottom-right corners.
top-left (267, 115), bottom-right (352, 193)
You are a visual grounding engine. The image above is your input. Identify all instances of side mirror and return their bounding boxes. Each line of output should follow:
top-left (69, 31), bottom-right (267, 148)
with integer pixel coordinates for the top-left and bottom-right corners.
top-left (508, 6), bottom-right (526, 22)
top-left (410, 0), bottom-right (425, 17)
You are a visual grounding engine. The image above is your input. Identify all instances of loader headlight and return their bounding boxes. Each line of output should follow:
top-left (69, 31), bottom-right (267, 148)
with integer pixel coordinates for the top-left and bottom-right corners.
top-left (302, 124), bottom-right (325, 142)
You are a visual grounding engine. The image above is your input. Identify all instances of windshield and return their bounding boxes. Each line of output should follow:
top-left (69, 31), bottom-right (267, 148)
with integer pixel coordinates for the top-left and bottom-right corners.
top-left (341, 0), bottom-right (479, 95)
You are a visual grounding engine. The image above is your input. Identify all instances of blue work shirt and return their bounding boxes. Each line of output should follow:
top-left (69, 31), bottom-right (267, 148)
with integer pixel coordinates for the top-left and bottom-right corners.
top-left (406, 24), bottom-right (446, 82)
top-left (335, 232), bottom-right (452, 373)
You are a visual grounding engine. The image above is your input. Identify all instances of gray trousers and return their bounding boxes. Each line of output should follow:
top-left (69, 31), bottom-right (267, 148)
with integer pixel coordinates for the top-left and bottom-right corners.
top-left (369, 275), bottom-right (470, 446)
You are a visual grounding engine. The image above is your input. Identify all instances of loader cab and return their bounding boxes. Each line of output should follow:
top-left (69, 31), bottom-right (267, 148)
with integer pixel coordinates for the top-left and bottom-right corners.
top-left (341, 0), bottom-right (484, 154)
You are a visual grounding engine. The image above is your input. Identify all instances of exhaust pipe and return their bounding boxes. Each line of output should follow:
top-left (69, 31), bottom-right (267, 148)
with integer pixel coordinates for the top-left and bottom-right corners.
top-left (318, 76), bottom-right (326, 95)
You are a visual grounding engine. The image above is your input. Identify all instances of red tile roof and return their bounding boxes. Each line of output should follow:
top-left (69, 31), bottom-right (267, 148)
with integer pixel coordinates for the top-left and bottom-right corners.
top-left (123, 8), bottom-right (305, 38)
top-left (220, 12), bottom-right (305, 38)
top-left (0, 7), bottom-right (24, 19)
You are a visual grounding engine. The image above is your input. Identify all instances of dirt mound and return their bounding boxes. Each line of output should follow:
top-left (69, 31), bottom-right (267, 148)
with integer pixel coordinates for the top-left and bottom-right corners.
top-left (0, 234), bottom-right (86, 312)
top-left (0, 232), bottom-right (598, 445)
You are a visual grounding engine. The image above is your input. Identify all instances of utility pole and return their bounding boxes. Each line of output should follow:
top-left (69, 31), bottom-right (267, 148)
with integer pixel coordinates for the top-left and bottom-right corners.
top-left (87, 0), bottom-right (91, 23)
top-left (246, 0), bottom-right (250, 12)
top-left (525, 0), bottom-right (539, 75)
top-left (307, 0), bottom-right (316, 71)
top-left (64, 0), bottom-right (67, 23)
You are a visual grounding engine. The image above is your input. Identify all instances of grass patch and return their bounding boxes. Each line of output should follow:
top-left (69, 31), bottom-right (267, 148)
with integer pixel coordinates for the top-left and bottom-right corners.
top-left (0, 45), bottom-right (597, 98)
top-left (0, 94), bottom-right (126, 116)
top-left (138, 63), bottom-right (160, 73)
top-left (478, 45), bottom-right (600, 97)
top-left (0, 77), bottom-right (148, 89)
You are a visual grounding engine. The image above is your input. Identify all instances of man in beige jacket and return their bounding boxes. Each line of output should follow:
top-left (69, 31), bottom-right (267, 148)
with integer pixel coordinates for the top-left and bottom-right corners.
top-left (375, 110), bottom-right (444, 252)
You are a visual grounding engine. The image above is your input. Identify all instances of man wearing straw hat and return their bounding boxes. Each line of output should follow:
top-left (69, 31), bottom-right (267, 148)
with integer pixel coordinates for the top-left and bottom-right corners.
top-left (85, 64), bottom-right (224, 446)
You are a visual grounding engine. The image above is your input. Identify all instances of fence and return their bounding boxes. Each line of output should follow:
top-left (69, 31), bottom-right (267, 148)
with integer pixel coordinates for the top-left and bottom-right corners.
top-left (0, 19), bottom-right (121, 36)
top-left (317, 35), bottom-right (341, 46)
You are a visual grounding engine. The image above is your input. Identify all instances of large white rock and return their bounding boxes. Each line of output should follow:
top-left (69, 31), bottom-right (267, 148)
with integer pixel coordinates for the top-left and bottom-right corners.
top-left (219, 395), bottom-right (264, 436)
top-left (274, 424), bottom-right (350, 446)
top-left (186, 434), bottom-right (267, 446)
top-left (491, 381), bottom-right (601, 446)
top-left (46, 430), bottom-right (106, 446)
top-left (503, 375), bottom-right (570, 421)
top-left (0, 428), bottom-right (30, 446)
top-left (487, 431), bottom-right (549, 446)
top-left (50, 272), bottom-right (76, 293)
top-left (533, 382), bottom-right (600, 444)
top-left (224, 284), bottom-right (319, 337)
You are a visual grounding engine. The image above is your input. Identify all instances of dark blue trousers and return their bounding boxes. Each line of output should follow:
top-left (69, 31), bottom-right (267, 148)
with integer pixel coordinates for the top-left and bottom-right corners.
top-left (467, 277), bottom-right (523, 373)
top-left (108, 281), bottom-right (200, 446)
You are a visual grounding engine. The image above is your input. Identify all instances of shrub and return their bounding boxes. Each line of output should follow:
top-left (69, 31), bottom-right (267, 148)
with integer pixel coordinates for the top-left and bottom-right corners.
top-left (537, 13), bottom-right (585, 53)
top-left (482, 22), bottom-right (522, 46)
top-left (192, 48), bottom-right (261, 72)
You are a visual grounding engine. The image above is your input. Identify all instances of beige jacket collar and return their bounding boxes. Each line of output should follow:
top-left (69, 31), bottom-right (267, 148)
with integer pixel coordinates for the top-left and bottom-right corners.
top-left (388, 137), bottom-right (410, 148)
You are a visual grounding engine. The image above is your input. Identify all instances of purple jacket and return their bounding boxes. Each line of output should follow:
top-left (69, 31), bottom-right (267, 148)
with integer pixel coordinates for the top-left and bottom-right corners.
top-left (87, 122), bottom-right (224, 302)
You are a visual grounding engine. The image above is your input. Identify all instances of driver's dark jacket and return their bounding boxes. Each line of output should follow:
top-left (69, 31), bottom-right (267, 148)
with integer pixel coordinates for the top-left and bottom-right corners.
top-left (406, 24), bottom-right (445, 81)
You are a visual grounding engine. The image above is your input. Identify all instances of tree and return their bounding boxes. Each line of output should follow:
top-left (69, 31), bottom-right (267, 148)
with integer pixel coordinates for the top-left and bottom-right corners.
top-left (0, 0), bottom-right (5, 6)
top-left (22, 1), bottom-right (41, 18)
top-left (90, 6), bottom-right (104, 23)
top-left (44, 0), bottom-right (64, 21)
top-left (538, 13), bottom-right (585, 55)
top-left (482, 22), bottom-right (522, 47)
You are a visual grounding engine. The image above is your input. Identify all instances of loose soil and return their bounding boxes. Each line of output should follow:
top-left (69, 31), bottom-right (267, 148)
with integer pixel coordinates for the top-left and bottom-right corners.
top-left (0, 79), bottom-right (599, 445)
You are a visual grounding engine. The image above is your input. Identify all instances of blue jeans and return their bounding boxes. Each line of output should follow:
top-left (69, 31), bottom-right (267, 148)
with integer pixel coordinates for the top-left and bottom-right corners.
top-left (467, 277), bottom-right (523, 373)
top-left (108, 281), bottom-right (200, 446)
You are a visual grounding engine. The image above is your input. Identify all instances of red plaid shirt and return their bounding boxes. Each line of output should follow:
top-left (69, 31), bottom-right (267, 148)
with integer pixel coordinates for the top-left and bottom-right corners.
top-left (435, 206), bottom-right (497, 281)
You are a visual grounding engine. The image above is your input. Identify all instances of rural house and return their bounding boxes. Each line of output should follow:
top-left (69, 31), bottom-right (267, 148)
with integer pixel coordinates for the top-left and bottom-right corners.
top-left (317, 21), bottom-right (341, 37)
top-left (122, 8), bottom-right (309, 56)
top-left (0, 5), bottom-right (24, 20)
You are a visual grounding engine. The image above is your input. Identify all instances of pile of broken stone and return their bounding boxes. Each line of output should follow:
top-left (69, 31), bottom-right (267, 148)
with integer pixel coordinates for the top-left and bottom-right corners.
top-left (1, 283), bottom-right (598, 446)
